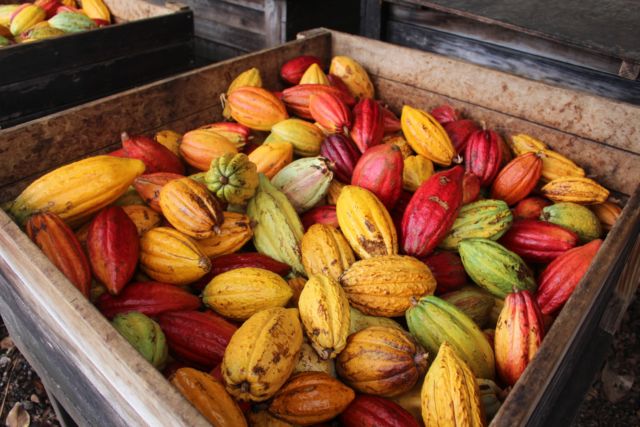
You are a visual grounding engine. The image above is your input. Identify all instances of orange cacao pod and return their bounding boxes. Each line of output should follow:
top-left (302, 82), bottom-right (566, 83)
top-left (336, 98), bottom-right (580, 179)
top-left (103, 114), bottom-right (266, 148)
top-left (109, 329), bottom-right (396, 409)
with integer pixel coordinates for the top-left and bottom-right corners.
top-left (514, 197), bottom-right (552, 220)
top-left (282, 84), bottom-right (355, 120)
top-left (227, 87), bottom-right (288, 131)
top-left (309, 92), bottom-right (352, 135)
top-left (180, 129), bottom-right (238, 171)
top-left (121, 204), bottom-right (162, 236)
top-left (133, 172), bottom-right (184, 212)
top-left (490, 152), bottom-right (542, 206)
top-left (247, 141), bottom-right (293, 179)
top-left (591, 201), bottom-right (622, 232)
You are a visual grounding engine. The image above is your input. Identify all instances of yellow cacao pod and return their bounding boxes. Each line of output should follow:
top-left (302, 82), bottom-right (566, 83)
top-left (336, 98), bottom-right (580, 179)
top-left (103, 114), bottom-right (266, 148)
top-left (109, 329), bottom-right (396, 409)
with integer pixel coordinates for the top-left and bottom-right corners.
top-left (421, 342), bottom-right (485, 427)
top-left (154, 129), bottom-right (182, 157)
top-left (139, 227), bottom-right (211, 285)
top-left (509, 134), bottom-right (546, 156)
top-left (227, 87), bottom-right (288, 131)
top-left (287, 275), bottom-right (307, 307)
top-left (196, 211), bottom-right (253, 258)
top-left (271, 118), bottom-right (325, 157)
top-left (538, 149), bottom-right (585, 182)
top-left (10, 4), bottom-right (45, 36)
top-left (390, 382), bottom-right (423, 422)
top-left (326, 179), bottom-right (345, 205)
top-left (121, 205), bottom-right (162, 236)
top-left (223, 67), bottom-right (263, 119)
top-left (9, 155), bottom-right (144, 227)
top-left (248, 410), bottom-right (294, 427)
top-left (159, 177), bottom-right (224, 239)
top-left (299, 63), bottom-right (330, 85)
top-left (247, 141), bottom-right (294, 179)
top-left (336, 185), bottom-right (398, 259)
top-left (0, 5), bottom-right (19, 27)
top-left (401, 105), bottom-right (455, 166)
top-left (384, 134), bottom-right (414, 159)
top-left (298, 274), bottom-right (350, 359)
top-left (348, 307), bottom-right (403, 335)
top-left (590, 201), bottom-right (622, 232)
top-left (203, 267), bottom-right (293, 320)
top-left (82, 0), bottom-right (110, 22)
top-left (329, 56), bottom-right (374, 99)
top-left (301, 224), bottom-right (355, 282)
top-left (222, 307), bottom-right (303, 402)
top-left (293, 341), bottom-right (336, 377)
top-left (171, 368), bottom-right (248, 427)
top-left (541, 176), bottom-right (609, 204)
top-left (403, 155), bottom-right (434, 192)
top-left (340, 255), bottom-right (436, 317)
top-left (336, 326), bottom-right (429, 397)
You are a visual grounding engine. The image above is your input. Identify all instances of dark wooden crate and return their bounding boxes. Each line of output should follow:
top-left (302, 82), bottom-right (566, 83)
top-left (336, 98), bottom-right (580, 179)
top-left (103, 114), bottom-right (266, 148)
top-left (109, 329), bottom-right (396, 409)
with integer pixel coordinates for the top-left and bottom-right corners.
top-left (0, 29), bottom-right (638, 426)
top-left (360, 0), bottom-right (640, 105)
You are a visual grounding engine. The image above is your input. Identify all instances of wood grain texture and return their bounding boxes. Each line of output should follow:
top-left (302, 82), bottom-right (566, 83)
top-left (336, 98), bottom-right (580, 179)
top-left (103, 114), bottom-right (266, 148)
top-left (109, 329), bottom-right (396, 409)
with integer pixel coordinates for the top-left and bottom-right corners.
top-left (105, 0), bottom-right (175, 21)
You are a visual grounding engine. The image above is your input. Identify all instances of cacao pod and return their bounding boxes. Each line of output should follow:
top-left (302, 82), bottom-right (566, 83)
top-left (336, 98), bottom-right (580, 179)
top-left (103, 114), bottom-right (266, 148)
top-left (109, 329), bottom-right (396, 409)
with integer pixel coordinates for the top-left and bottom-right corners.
top-left (514, 197), bottom-right (551, 220)
top-left (402, 155), bottom-right (434, 192)
top-left (282, 84), bottom-right (355, 120)
top-left (248, 410), bottom-right (293, 427)
top-left (199, 122), bottom-right (250, 150)
top-left (204, 153), bottom-right (258, 205)
top-left (281, 55), bottom-right (322, 85)
top-left (462, 171), bottom-right (481, 204)
top-left (351, 98), bottom-right (384, 153)
top-left (440, 199), bottom-right (513, 250)
top-left (299, 63), bottom-right (330, 85)
top-left (541, 176), bottom-right (609, 204)
top-left (380, 103), bottom-right (402, 134)
top-left (10, 4), bottom-right (45, 36)
top-left (440, 286), bottom-right (495, 328)
top-left (320, 134), bottom-right (361, 183)
top-left (329, 56), bottom-right (374, 99)
top-left (591, 201), bottom-right (622, 232)
top-left (81, 0), bottom-right (110, 22)
top-left (48, 11), bottom-right (96, 32)
top-left (301, 205), bottom-right (338, 230)
top-left (509, 134), bottom-right (545, 155)
top-left (490, 152), bottom-right (542, 206)
top-left (247, 141), bottom-right (293, 179)
top-left (154, 129), bottom-right (182, 156)
top-left (499, 219), bottom-right (579, 263)
top-left (538, 149), bottom-right (585, 182)
top-left (326, 179), bottom-right (345, 205)
top-left (207, 252), bottom-right (291, 277)
top-left (293, 341), bottom-right (336, 377)
top-left (464, 130), bottom-right (503, 186)
top-left (301, 224), bottom-right (355, 281)
top-left (540, 202), bottom-right (602, 242)
top-left (309, 91), bottom-right (352, 134)
top-left (0, 5), bottom-right (19, 27)
top-left (401, 105), bottom-right (455, 166)
top-left (348, 306), bottom-right (403, 335)
top-left (121, 205), bottom-right (162, 236)
top-left (444, 119), bottom-right (479, 154)
top-left (196, 211), bottom-right (253, 258)
top-left (431, 104), bottom-right (460, 125)
top-left (272, 157), bottom-right (334, 213)
top-left (384, 134), bottom-right (414, 159)
top-left (180, 129), bottom-right (238, 171)
top-left (351, 143), bottom-right (404, 209)
top-left (133, 172), bottom-right (184, 212)
top-left (287, 275), bottom-right (307, 306)
top-left (223, 67), bottom-right (263, 119)
top-left (340, 395), bottom-right (421, 427)
top-left (112, 312), bottom-right (167, 368)
top-left (120, 133), bottom-right (184, 175)
top-left (420, 251), bottom-right (467, 294)
top-left (271, 118), bottom-right (325, 157)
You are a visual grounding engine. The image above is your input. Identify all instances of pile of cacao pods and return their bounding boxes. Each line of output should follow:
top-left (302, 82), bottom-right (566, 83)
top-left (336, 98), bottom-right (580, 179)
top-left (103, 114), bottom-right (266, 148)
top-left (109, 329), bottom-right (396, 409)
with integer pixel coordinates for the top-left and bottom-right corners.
top-left (0, 0), bottom-right (111, 46)
top-left (5, 53), bottom-right (622, 426)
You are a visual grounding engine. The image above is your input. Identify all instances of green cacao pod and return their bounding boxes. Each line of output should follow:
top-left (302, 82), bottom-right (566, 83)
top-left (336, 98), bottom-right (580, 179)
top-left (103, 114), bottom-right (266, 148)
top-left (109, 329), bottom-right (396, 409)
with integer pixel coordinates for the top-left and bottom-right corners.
top-left (459, 238), bottom-right (536, 298)
top-left (540, 202), bottom-right (601, 243)
top-left (440, 199), bottom-right (513, 250)
top-left (271, 157), bottom-right (333, 213)
top-left (204, 153), bottom-right (259, 205)
top-left (247, 174), bottom-right (305, 274)
top-left (406, 295), bottom-right (495, 379)
top-left (271, 118), bottom-right (325, 157)
top-left (49, 12), bottom-right (97, 33)
top-left (440, 286), bottom-right (495, 328)
top-left (112, 312), bottom-right (167, 368)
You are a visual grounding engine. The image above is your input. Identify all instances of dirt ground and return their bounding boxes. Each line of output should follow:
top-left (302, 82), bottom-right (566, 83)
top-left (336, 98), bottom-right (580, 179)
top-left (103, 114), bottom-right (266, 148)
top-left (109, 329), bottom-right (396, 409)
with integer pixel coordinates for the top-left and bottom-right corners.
top-left (0, 290), bottom-right (637, 426)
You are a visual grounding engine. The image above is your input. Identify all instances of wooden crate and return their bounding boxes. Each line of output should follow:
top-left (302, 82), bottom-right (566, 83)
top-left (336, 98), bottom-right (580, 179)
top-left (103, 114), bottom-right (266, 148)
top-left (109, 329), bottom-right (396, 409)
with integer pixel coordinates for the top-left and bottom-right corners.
top-left (360, 0), bottom-right (640, 105)
top-left (0, 29), bottom-right (639, 426)
top-left (0, 0), bottom-right (201, 129)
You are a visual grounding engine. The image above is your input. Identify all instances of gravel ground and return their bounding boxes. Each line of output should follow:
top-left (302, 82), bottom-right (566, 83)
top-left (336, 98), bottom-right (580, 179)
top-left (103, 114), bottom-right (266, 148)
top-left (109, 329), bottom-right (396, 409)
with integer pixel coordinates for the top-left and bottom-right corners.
top-left (0, 290), bottom-right (637, 426)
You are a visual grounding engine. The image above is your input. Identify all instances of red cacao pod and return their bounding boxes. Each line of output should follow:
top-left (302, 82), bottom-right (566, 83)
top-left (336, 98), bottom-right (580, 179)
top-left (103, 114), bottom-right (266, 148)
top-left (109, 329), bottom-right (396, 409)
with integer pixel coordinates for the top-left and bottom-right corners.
top-left (491, 152), bottom-right (542, 205)
top-left (96, 281), bottom-right (201, 319)
top-left (133, 172), bottom-right (184, 212)
top-left (92, 19), bottom-right (110, 27)
top-left (55, 5), bottom-right (79, 14)
top-left (108, 148), bottom-right (127, 157)
top-left (430, 104), bottom-right (460, 125)
top-left (34, 0), bottom-right (60, 18)
top-left (340, 395), bottom-right (420, 427)
top-left (391, 190), bottom-right (412, 242)
top-left (87, 206), bottom-right (139, 295)
top-left (158, 310), bottom-right (237, 369)
top-left (499, 219), bottom-right (579, 263)
top-left (443, 119), bottom-right (479, 153)
top-left (464, 130), bottom-right (503, 186)
top-left (26, 212), bottom-right (91, 298)
top-left (462, 172), bottom-right (481, 204)
top-left (282, 84), bottom-right (356, 119)
top-left (120, 133), bottom-right (184, 174)
top-left (320, 134), bottom-right (361, 183)
top-left (514, 197), bottom-right (552, 220)
top-left (536, 239), bottom-right (602, 315)
top-left (420, 251), bottom-right (467, 294)
top-left (495, 290), bottom-right (545, 386)
top-left (351, 98), bottom-right (384, 153)
top-left (281, 55), bottom-right (323, 85)
top-left (301, 205), bottom-right (338, 230)
top-left (351, 144), bottom-right (404, 209)
top-left (327, 73), bottom-right (353, 99)
top-left (309, 92), bottom-right (352, 134)
top-left (401, 166), bottom-right (465, 257)
top-left (378, 103), bottom-right (402, 134)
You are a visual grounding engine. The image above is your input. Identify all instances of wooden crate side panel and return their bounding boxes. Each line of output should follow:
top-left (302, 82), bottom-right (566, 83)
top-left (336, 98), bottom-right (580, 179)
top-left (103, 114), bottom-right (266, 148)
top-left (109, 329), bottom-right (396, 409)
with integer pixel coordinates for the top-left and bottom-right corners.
top-left (0, 212), bottom-right (210, 427)
top-left (330, 31), bottom-right (640, 154)
top-left (105, 0), bottom-right (176, 22)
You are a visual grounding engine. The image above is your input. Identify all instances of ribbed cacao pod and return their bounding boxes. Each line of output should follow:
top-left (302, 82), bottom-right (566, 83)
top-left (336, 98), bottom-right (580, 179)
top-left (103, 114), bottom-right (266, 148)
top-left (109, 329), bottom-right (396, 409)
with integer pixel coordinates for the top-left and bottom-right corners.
top-left (384, 134), bottom-right (414, 159)
top-left (541, 176), bottom-right (609, 204)
top-left (286, 275), bottom-right (307, 306)
top-left (340, 395), bottom-right (421, 427)
top-left (406, 295), bottom-right (495, 379)
top-left (495, 290), bottom-right (545, 385)
top-left (538, 149), bottom-right (585, 182)
top-left (180, 129), bottom-right (238, 171)
top-left (421, 342), bottom-right (485, 426)
top-left (465, 130), bottom-right (503, 186)
top-left (490, 152), bottom-right (542, 205)
top-left (247, 141), bottom-right (293, 179)
top-left (207, 252), bottom-right (291, 277)
top-left (272, 157), bottom-right (334, 213)
top-left (440, 199), bottom-right (513, 250)
top-left (401, 165), bottom-right (465, 257)
top-left (462, 171), bottom-right (481, 204)
top-left (402, 155), bottom-right (434, 192)
top-left (499, 219), bottom-right (578, 263)
top-left (121, 205), bottom-right (162, 236)
top-left (227, 87), bottom-right (288, 131)
top-left (10, 4), bottom-right (45, 36)
top-left (591, 201), bottom-right (622, 232)
top-left (351, 98), bottom-right (384, 153)
top-left (25, 212), bottom-right (91, 298)
top-left (281, 55), bottom-right (322, 85)
top-left (320, 134), bottom-right (361, 182)
top-left (379, 103), bottom-right (402, 134)
top-left (301, 205), bottom-right (338, 230)
top-left (139, 227), bottom-right (211, 285)
top-left (329, 56), bottom-right (374, 99)
top-left (294, 340), bottom-right (336, 377)
top-left (172, 368), bottom-right (247, 427)
top-left (340, 255), bottom-right (436, 317)
top-left (120, 133), bottom-right (184, 175)
top-left (82, 0), bottom-right (110, 22)
top-left (431, 104), bottom-right (460, 125)
top-left (309, 92), bottom-right (352, 135)
top-left (299, 63), bottom-right (330, 85)
top-left (112, 312), bottom-right (167, 368)
top-left (199, 122), bottom-right (250, 150)
top-left (337, 326), bottom-right (428, 396)
top-left (541, 202), bottom-right (602, 242)
top-left (298, 274), bottom-right (350, 359)
top-left (351, 144), bottom-right (404, 209)
top-left (87, 206), bottom-right (139, 295)
top-left (247, 174), bottom-right (305, 274)
top-left (443, 119), bottom-right (479, 153)
top-left (203, 267), bottom-right (292, 320)
top-left (348, 307), bottom-right (403, 335)
top-left (282, 84), bottom-right (355, 120)
top-left (223, 67), bottom-right (263, 118)
top-left (159, 178), bottom-right (224, 239)
top-left (196, 211), bottom-right (252, 258)
top-left (204, 153), bottom-right (258, 205)
top-left (133, 172), bottom-right (183, 212)
top-left (271, 118), bottom-right (325, 157)
top-left (401, 105), bottom-right (455, 165)
top-left (326, 179), bottom-right (345, 205)
top-left (248, 410), bottom-right (294, 427)
top-left (440, 286), bottom-right (495, 328)
top-left (509, 133), bottom-right (545, 155)
top-left (154, 129), bottom-right (182, 155)
top-left (158, 310), bottom-right (236, 369)
top-left (34, 0), bottom-right (59, 19)
top-left (514, 197), bottom-right (551, 220)
top-left (268, 372), bottom-right (354, 426)
top-left (301, 224), bottom-right (355, 281)
top-left (96, 281), bottom-right (200, 319)
top-left (420, 251), bottom-right (467, 294)
top-left (48, 11), bottom-right (96, 32)
top-left (336, 185), bottom-right (398, 259)
top-left (536, 239), bottom-right (602, 315)
top-left (459, 238), bottom-right (536, 298)
top-left (222, 308), bottom-right (303, 401)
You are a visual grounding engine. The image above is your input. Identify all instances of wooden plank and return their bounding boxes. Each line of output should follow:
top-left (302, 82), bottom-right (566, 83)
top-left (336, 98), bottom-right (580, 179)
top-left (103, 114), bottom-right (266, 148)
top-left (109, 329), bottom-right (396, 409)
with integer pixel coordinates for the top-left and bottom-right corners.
top-left (330, 31), bottom-right (640, 155)
top-left (194, 37), bottom-right (250, 61)
top-left (360, 0), bottom-right (383, 39)
top-left (194, 17), bottom-right (266, 52)
top-left (105, 0), bottom-right (176, 21)
top-left (264, 0), bottom-right (286, 46)
top-left (215, 0), bottom-right (265, 11)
